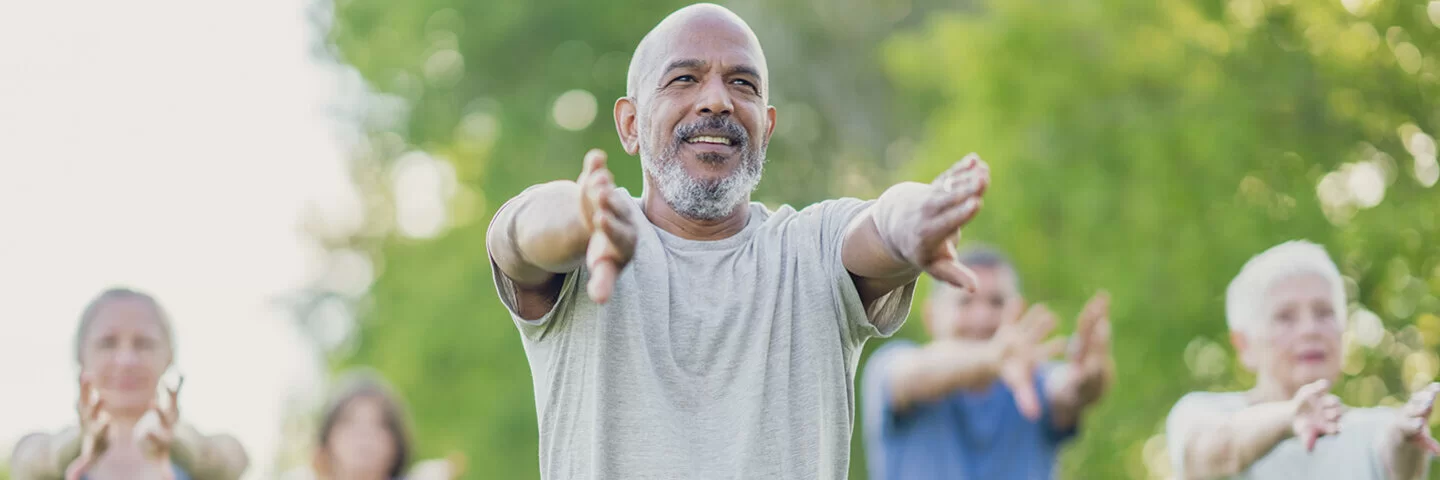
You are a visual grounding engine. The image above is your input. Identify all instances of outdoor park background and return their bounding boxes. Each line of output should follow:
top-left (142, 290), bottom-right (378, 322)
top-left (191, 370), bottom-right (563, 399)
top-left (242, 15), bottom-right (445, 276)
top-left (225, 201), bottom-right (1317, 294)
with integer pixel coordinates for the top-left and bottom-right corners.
top-left (2, 0), bottom-right (1439, 478)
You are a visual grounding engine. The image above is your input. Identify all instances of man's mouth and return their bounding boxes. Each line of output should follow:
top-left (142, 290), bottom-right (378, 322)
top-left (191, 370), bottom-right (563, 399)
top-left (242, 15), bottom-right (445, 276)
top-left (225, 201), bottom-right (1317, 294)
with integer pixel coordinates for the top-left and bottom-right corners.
top-left (1297, 351), bottom-right (1328, 363)
top-left (686, 135), bottom-right (734, 146)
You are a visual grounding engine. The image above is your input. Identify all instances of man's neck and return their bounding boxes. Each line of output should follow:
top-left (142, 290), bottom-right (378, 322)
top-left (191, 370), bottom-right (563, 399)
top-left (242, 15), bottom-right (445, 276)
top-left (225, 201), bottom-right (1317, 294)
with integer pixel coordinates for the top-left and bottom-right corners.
top-left (640, 187), bottom-right (750, 241)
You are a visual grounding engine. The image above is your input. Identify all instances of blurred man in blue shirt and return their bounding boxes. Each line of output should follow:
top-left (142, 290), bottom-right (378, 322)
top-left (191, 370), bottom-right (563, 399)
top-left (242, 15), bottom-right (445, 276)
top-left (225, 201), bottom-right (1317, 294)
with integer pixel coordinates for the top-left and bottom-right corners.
top-left (862, 247), bottom-right (1114, 480)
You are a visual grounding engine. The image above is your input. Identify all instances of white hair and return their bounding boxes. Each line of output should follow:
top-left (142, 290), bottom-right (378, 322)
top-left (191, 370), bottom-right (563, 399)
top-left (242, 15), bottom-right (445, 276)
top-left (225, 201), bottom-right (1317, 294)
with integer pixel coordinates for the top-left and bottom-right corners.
top-left (1225, 240), bottom-right (1347, 336)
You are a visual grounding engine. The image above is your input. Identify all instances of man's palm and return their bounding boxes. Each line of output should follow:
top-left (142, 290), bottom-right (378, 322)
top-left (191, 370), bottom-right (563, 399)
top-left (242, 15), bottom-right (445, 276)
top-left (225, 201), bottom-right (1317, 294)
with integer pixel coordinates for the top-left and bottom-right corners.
top-left (995, 302), bottom-right (1064, 420)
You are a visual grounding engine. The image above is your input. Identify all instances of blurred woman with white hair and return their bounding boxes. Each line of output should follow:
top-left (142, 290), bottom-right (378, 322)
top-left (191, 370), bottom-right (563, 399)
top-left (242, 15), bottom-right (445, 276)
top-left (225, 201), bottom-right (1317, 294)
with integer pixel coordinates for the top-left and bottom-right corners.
top-left (1166, 241), bottom-right (1439, 479)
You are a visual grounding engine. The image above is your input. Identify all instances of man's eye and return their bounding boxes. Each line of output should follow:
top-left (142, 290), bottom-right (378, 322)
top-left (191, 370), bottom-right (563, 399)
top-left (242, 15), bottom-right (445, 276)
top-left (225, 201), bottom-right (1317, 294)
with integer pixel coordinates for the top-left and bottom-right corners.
top-left (671, 75), bottom-right (697, 84)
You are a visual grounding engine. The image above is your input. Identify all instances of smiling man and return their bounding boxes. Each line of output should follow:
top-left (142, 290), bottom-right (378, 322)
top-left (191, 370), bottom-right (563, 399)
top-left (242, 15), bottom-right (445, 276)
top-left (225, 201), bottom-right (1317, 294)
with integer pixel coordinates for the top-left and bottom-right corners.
top-left (486, 3), bottom-right (993, 478)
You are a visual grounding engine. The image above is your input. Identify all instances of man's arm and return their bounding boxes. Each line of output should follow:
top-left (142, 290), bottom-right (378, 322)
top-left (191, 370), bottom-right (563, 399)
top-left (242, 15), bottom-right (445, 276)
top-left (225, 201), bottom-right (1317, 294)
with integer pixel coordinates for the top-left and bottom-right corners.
top-left (1174, 380), bottom-right (1338, 479)
top-left (885, 339), bottom-right (1002, 411)
top-left (1377, 383), bottom-right (1440, 480)
top-left (887, 303), bottom-right (1062, 417)
top-left (487, 150), bottom-right (639, 318)
top-left (9, 430), bottom-right (78, 480)
top-left (843, 154), bottom-right (990, 311)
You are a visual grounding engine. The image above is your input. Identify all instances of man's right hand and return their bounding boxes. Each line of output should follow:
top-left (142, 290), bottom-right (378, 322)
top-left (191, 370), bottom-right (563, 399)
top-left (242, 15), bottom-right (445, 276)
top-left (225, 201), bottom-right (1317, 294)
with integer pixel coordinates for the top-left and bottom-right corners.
top-left (1291, 379), bottom-right (1343, 451)
top-left (577, 149), bottom-right (640, 304)
top-left (993, 300), bottom-right (1066, 420)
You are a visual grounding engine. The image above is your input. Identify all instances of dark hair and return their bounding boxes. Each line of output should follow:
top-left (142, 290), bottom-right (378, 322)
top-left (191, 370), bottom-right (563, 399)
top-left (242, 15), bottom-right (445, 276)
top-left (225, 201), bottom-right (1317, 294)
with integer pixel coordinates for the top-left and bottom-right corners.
top-left (75, 287), bottom-right (176, 365)
top-left (318, 371), bottom-right (413, 479)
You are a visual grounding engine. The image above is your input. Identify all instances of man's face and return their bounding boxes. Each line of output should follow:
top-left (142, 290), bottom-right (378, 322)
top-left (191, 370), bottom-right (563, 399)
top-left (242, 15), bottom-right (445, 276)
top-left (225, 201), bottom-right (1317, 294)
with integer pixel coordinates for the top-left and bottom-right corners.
top-left (926, 266), bottom-right (1020, 341)
top-left (626, 14), bottom-right (776, 220)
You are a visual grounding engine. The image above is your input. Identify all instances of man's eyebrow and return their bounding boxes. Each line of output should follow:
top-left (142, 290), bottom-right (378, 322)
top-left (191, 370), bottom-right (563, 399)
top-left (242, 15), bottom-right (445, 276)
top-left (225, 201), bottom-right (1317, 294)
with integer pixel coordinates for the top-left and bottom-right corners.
top-left (726, 64), bottom-right (761, 81)
top-left (660, 58), bottom-right (707, 79)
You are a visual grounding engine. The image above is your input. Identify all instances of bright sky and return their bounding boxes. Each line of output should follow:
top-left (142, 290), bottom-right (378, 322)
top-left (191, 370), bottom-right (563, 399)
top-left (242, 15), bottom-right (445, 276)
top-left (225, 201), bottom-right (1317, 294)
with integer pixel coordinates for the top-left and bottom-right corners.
top-left (0, 0), bottom-right (361, 477)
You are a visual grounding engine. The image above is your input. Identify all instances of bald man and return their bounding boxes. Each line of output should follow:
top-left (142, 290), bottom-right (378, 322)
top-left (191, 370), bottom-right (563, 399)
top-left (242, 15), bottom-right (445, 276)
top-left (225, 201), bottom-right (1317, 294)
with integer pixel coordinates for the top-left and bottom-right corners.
top-left (487, 4), bottom-right (993, 478)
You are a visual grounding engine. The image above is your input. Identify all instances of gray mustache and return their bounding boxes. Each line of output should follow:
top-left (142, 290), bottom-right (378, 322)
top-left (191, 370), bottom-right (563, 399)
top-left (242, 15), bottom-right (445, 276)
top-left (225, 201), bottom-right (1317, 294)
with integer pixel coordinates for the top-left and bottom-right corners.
top-left (674, 118), bottom-right (748, 147)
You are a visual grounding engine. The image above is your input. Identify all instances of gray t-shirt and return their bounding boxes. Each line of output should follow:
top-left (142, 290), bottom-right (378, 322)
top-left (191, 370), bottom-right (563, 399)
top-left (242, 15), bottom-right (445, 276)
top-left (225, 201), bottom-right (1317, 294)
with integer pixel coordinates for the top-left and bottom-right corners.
top-left (1166, 391), bottom-right (1400, 480)
top-left (490, 194), bottom-right (916, 480)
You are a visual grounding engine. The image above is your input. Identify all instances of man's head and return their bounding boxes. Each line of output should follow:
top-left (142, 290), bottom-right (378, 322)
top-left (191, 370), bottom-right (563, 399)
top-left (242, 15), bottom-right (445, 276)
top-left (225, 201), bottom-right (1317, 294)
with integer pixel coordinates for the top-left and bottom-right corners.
top-left (924, 247), bottom-right (1021, 341)
top-left (615, 3), bottom-right (777, 221)
top-left (1227, 241), bottom-right (1347, 395)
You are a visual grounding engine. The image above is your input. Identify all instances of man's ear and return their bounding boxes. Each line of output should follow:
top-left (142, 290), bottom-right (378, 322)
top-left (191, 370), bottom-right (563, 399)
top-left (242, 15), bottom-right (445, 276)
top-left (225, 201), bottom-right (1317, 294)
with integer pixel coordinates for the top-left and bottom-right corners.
top-left (615, 97), bottom-right (640, 155)
top-left (762, 105), bottom-right (777, 146)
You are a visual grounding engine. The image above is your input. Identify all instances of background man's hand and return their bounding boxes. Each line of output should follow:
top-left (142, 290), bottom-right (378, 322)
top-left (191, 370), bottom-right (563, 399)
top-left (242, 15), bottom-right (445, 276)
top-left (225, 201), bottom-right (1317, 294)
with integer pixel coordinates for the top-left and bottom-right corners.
top-left (994, 300), bottom-right (1067, 420)
top-left (1062, 292), bottom-right (1114, 405)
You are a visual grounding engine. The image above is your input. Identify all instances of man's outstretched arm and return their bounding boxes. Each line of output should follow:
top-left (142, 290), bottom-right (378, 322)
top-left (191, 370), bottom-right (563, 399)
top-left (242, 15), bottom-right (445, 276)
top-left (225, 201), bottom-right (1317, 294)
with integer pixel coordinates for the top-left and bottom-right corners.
top-left (488, 149), bottom-right (640, 319)
top-left (842, 154), bottom-right (991, 312)
top-left (885, 303), bottom-right (1065, 418)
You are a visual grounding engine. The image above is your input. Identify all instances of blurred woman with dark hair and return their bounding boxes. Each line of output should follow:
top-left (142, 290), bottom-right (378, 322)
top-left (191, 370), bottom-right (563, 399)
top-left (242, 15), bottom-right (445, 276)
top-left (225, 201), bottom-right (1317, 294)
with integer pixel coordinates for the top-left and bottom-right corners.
top-left (9, 288), bottom-right (249, 480)
top-left (312, 371), bottom-right (463, 480)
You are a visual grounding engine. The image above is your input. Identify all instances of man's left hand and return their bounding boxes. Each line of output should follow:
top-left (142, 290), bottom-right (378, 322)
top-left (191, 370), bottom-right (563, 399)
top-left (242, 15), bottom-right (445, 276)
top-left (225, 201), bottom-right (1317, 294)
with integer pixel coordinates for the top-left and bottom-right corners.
top-left (1063, 291), bottom-right (1114, 405)
top-left (885, 154), bottom-right (991, 291)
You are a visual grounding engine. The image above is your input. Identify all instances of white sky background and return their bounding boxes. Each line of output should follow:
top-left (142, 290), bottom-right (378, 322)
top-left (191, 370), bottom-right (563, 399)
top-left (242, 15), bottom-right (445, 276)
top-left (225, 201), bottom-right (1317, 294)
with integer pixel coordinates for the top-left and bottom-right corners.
top-left (0, 0), bottom-right (362, 477)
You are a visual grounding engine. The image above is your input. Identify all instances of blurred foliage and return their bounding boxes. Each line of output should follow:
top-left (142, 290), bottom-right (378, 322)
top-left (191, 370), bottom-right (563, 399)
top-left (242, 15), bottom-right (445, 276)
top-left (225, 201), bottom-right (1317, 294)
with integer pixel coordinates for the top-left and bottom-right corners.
top-left (887, 0), bottom-right (1440, 478)
top-left (310, 0), bottom-right (1440, 478)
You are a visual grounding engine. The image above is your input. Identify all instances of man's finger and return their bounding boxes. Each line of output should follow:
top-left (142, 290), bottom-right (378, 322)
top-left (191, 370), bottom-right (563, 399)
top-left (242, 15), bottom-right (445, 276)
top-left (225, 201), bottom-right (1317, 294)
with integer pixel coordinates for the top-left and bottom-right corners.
top-left (587, 261), bottom-right (618, 304)
top-left (1019, 304), bottom-right (1056, 336)
top-left (1302, 428), bottom-right (1319, 452)
top-left (596, 211), bottom-right (636, 249)
top-left (927, 259), bottom-right (980, 293)
top-left (1004, 368), bottom-right (1043, 420)
top-left (931, 198), bottom-right (982, 236)
top-left (1040, 338), bottom-right (1068, 360)
top-left (581, 149), bottom-right (608, 178)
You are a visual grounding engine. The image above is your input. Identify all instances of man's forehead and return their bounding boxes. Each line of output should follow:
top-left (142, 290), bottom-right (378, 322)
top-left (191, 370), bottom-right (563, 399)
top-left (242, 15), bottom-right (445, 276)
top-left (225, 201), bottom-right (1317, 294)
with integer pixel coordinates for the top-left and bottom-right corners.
top-left (627, 4), bottom-right (769, 96)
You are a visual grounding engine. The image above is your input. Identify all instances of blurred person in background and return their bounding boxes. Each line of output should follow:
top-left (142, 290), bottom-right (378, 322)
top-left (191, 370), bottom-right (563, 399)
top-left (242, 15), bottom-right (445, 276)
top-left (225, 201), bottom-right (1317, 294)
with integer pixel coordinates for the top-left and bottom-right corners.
top-left (485, 3), bottom-right (995, 478)
top-left (309, 371), bottom-right (463, 480)
top-left (861, 247), bottom-right (1114, 480)
top-left (8, 288), bottom-right (249, 480)
top-left (1166, 241), bottom-right (1440, 479)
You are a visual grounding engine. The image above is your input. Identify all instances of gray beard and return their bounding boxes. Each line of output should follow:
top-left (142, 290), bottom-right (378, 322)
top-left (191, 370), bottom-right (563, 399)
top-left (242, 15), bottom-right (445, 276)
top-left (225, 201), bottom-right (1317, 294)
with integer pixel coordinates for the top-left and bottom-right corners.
top-left (640, 137), bottom-right (765, 221)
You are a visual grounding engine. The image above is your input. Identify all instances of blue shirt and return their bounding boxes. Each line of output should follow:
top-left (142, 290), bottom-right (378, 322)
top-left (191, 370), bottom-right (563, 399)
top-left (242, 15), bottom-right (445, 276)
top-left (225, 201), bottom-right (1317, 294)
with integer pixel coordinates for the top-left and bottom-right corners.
top-left (862, 340), bottom-right (1077, 480)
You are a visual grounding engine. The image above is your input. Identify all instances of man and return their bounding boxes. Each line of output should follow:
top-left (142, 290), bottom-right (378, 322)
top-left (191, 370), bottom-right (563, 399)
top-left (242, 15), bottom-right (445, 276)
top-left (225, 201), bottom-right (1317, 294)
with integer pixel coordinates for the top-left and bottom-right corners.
top-left (486, 3), bottom-right (995, 478)
top-left (862, 248), bottom-right (1114, 480)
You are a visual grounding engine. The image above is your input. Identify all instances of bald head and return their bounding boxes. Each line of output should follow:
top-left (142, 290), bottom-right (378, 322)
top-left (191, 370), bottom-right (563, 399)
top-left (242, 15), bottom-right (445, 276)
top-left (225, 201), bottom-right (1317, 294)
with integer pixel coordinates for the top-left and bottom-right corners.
top-left (626, 4), bottom-right (769, 103)
top-left (613, 3), bottom-right (777, 222)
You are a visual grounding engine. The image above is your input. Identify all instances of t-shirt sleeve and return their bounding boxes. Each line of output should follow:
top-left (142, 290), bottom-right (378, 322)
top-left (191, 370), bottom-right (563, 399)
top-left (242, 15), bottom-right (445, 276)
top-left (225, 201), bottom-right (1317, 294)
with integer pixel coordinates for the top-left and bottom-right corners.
top-left (810, 197), bottom-right (917, 342)
top-left (861, 341), bottom-right (916, 466)
top-left (486, 187), bottom-right (584, 341)
top-left (1165, 392), bottom-right (1222, 480)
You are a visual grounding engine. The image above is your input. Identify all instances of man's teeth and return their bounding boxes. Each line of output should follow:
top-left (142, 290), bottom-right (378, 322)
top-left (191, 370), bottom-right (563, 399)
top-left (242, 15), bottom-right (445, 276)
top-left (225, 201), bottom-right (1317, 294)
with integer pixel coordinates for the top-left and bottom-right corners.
top-left (687, 136), bottom-right (732, 145)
